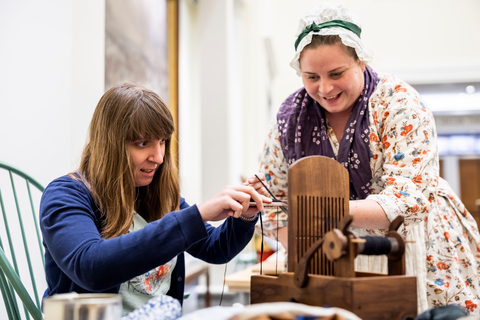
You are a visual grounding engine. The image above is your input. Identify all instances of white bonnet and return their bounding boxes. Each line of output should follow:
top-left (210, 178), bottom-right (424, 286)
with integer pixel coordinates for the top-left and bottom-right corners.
top-left (290, 2), bottom-right (372, 74)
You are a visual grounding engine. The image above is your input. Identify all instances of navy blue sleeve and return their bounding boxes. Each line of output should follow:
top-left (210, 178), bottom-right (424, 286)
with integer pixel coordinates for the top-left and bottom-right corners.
top-left (40, 176), bottom-right (209, 291)
top-left (187, 217), bottom-right (257, 264)
top-left (180, 199), bottom-right (258, 264)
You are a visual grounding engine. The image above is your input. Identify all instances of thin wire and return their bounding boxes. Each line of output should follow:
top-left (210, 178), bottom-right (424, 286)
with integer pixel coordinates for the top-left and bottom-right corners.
top-left (259, 211), bottom-right (263, 275)
top-left (254, 174), bottom-right (277, 199)
top-left (254, 174), bottom-right (286, 275)
top-left (276, 206), bottom-right (279, 275)
top-left (219, 217), bottom-right (234, 306)
top-left (219, 175), bottom-right (281, 303)
top-left (219, 262), bottom-right (228, 306)
top-left (254, 174), bottom-right (287, 214)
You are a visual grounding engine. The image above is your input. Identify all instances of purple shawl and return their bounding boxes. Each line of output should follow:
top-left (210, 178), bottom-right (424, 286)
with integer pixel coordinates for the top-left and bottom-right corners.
top-left (277, 66), bottom-right (379, 200)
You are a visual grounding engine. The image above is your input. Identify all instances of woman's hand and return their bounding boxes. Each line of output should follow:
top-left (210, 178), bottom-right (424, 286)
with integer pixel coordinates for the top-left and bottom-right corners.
top-left (197, 184), bottom-right (271, 222)
top-left (243, 173), bottom-right (271, 198)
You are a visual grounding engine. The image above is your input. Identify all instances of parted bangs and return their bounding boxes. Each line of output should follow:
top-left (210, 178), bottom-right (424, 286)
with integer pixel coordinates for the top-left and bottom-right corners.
top-left (125, 94), bottom-right (175, 143)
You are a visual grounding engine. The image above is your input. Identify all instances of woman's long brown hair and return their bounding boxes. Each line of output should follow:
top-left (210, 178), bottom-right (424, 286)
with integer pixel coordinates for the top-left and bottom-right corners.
top-left (72, 83), bottom-right (180, 239)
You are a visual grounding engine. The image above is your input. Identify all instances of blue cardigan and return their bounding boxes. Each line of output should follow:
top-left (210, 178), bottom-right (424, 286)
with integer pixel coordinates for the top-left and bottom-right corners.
top-left (39, 175), bottom-right (257, 304)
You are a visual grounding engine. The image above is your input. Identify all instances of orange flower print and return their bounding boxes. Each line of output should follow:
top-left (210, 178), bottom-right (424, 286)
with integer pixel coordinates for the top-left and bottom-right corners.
top-left (436, 262), bottom-right (446, 270)
top-left (394, 192), bottom-right (401, 198)
top-left (411, 205), bottom-right (419, 213)
top-left (445, 282), bottom-right (449, 288)
top-left (427, 255), bottom-right (432, 261)
top-left (156, 265), bottom-right (168, 279)
top-left (382, 137), bottom-right (390, 149)
top-left (393, 160), bottom-right (398, 165)
top-left (444, 232), bottom-right (451, 240)
top-left (386, 177), bottom-right (396, 185)
top-left (401, 124), bottom-right (413, 136)
top-left (395, 85), bottom-right (407, 92)
top-left (143, 278), bottom-right (152, 293)
top-left (413, 175), bottom-right (422, 183)
top-left (465, 300), bottom-right (477, 312)
top-left (373, 154), bottom-right (378, 160)
top-left (369, 133), bottom-right (378, 142)
top-left (412, 158), bottom-right (421, 165)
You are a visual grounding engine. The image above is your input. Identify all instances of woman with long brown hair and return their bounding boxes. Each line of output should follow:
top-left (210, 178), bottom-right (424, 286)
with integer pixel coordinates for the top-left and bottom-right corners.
top-left (40, 83), bottom-right (270, 313)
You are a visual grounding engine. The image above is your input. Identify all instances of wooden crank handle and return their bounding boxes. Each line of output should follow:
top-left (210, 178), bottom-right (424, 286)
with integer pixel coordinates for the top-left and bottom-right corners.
top-left (339, 214), bottom-right (354, 234)
top-left (294, 237), bottom-right (324, 288)
top-left (294, 214), bottom-right (354, 288)
top-left (388, 215), bottom-right (404, 232)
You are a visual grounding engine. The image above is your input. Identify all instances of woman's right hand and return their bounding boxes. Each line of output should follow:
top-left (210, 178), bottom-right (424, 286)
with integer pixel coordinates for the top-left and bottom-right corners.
top-left (197, 185), bottom-right (271, 222)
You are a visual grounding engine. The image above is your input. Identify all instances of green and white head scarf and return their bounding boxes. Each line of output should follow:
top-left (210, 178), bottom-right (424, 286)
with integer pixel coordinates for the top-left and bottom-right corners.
top-left (290, 2), bottom-right (372, 74)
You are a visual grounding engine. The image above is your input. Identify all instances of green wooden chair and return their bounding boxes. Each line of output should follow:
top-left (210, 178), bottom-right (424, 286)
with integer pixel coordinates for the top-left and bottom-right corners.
top-left (0, 161), bottom-right (45, 320)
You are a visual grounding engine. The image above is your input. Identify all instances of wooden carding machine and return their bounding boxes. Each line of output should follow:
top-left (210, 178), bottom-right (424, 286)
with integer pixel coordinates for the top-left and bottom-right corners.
top-left (250, 156), bottom-right (417, 320)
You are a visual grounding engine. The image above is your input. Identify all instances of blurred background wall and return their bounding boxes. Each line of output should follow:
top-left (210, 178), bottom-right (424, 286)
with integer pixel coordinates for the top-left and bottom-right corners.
top-left (0, 0), bottom-right (104, 186)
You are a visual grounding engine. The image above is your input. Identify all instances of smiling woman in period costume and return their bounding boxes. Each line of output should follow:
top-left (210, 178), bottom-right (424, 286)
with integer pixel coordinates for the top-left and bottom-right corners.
top-left (259, 2), bottom-right (480, 315)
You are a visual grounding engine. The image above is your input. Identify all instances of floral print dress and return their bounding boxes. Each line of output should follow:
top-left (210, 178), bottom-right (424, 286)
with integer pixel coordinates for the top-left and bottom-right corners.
top-left (258, 73), bottom-right (480, 314)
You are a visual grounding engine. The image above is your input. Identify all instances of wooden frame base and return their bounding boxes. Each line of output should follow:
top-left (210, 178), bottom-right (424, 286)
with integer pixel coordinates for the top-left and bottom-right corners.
top-left (251, 273), bottom-right (417, 320)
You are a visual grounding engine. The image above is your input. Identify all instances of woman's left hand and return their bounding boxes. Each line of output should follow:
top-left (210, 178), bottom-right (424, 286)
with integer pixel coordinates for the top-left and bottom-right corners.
top-left (197, 185), bottom-right (271, 222)
top-left (243, 173), bottom-right (271, 198)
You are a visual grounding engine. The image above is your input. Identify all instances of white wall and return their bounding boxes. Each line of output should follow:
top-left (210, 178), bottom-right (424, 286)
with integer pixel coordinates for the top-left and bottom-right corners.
top-left (0, 0), bottom-right (105, 187)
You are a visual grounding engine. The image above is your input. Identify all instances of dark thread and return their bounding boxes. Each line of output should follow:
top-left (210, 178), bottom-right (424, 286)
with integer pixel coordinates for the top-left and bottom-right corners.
top-left (276, 206), bottom-right (279, 275)
top-left (259, 212), bottom-right (263, 275)
top-left (360, 236), bottom-right (392, 255)
top-left (219, 218), bottom-right (233, 305)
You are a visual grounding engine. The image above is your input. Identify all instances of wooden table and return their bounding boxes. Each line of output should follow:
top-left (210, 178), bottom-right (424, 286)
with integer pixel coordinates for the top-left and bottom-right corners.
top-left (225, 260), bottom-right (283, 293)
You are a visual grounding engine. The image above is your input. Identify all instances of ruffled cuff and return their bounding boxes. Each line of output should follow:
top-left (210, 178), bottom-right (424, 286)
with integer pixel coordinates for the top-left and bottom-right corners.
top-left (366, 194), bottom-right (402, 222)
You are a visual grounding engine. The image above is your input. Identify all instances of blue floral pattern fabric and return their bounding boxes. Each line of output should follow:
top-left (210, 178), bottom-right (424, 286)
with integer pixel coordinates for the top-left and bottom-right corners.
top-left (258, 73), bottom-right (480, 314)
top-left (122, 295), bottom-right (182, 320)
